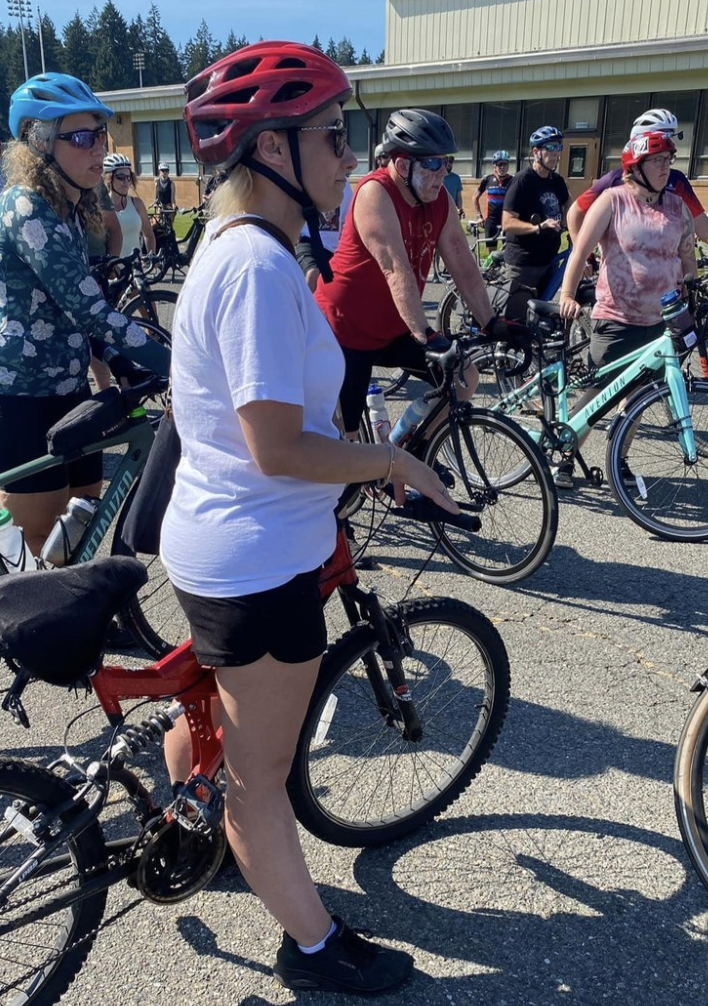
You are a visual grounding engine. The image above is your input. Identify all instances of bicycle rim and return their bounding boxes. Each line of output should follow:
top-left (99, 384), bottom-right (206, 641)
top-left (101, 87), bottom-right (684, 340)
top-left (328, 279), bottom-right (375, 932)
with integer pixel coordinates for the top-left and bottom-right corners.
top-left (288, 597), bottom-right (510, 847)
top-left (0, 760), bottom-right (107, 1006)
top-left (606, 378), bottom-right (708, 541)
top-left (122, 289), bottom-right (178, 339)
top-left (424, 410), bottom-right (558, 583)
top-left (437, 285), bottom-right (477, 339)
top-left (674, 688), bottom-right (708, 893)
top-left (112, 481), bottom-right (190, 658)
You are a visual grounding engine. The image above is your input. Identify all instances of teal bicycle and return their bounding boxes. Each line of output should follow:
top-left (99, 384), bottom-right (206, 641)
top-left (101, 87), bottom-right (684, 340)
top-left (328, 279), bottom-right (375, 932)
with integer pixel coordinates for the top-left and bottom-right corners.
top-left (0, 332), bottom-right (186, 656)
top-left (472, 296), bottom-right (708, 541)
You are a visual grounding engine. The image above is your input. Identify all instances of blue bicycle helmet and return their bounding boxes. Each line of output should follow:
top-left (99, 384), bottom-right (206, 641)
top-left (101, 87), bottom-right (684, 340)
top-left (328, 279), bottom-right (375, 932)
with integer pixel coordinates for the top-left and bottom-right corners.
top-left (492, 150), bottom-right (510, 163)
top-left (9, 72), bottom-right (113, 139)
top-left (529, 126), bottom-right (563, 148)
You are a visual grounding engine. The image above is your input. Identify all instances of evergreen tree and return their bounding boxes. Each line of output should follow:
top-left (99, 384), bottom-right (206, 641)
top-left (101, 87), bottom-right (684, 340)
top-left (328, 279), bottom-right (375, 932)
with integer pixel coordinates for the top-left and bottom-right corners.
top-left (358, 48), bottom-right (372, 65)
top-left (311, 34), bottom-right (322, 51)
top-left (181, 19), bottom-right (217, 80)
top-left (36, 15), bottom-right (65, 74)
top-left (63, 13), bottom-right (94, 83)
top-left (0, 26), bottom-right (12, 137)
top-left (325, 37), bottom-right (337, 61)
top-left (92, 2), bottom-right (133, 90)
top-left (335, 38), bottom-right (356, 66)
top-left (4, 26), bottom-right (29, 94)
top-left (144, 5), bottom-right (182, 85)
top-left (376, 49), bottom-right (385, 64)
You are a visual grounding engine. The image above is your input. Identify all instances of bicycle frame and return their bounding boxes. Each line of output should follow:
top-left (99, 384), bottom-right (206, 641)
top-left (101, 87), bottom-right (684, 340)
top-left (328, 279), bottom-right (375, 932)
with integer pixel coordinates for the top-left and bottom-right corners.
top-left (496, 329), bottom-right (697, 462)
top-left (0, 413), bottom-right (154, 569)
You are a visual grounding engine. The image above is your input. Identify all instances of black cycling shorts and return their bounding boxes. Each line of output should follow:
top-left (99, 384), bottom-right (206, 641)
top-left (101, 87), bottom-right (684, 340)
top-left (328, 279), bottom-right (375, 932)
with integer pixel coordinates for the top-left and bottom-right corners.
top-left (173, 567), bottom-right (326, 667)
top-left (339, 334), bottom-right (436, 433)
top-left (0, 387), bottom-right (103, 494)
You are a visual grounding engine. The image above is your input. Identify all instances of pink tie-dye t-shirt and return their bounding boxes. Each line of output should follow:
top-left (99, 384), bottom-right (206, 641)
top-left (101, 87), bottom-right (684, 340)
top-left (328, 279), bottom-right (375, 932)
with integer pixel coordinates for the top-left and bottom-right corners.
top-left (593, 185), bottom-right (686, 326)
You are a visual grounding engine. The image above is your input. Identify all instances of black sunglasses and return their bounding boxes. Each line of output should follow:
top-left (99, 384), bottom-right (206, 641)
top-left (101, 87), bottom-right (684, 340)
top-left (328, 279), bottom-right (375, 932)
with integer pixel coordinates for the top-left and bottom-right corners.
top-left (296, 119), bottom-right (347, 158)
top-left (55, 124), bottom-right (108, 150)
top-left (112, 172), bottom-right (131, 181)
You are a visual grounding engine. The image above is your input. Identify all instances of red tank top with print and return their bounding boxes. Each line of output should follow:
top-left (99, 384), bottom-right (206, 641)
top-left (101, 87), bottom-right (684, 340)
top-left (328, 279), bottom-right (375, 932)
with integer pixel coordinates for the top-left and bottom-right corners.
top-left (315, 168), bottom-right (449, 350)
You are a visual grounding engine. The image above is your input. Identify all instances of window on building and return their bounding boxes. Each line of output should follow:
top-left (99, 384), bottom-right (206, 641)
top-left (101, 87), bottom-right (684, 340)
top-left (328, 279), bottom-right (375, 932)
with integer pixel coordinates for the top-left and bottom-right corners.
top-left (344, 108), bottom-right (370, 174)
top-left (566, 97), bottom-right (600, 132)
top-left (522, 99), bottom-right (565, 147)
top-left (443, 103), bottom-right (479, 177)
top-left (479, 101), bottom-right (521, 177)
top-left (132, 120), bottom-right (199, 176)
top-left (651, 90), bottom-right (697, 175)
top-left (601, 94), bottom-right (645, 173)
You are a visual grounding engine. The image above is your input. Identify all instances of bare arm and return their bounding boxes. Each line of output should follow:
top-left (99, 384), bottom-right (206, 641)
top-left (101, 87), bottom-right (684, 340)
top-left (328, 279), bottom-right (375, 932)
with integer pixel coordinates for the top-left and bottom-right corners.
top-left (353, 179), bottom-right (432, 341)
top-left (559, 191), bottom-right (612, 318)
top-left (502, 207), bottom-right (561, 236)
top-left (436, 198), bottom-right (494, 328)
top-left (134, 197), bottom-right (156, 254)
top-left (103, 209), bottom-right (122, 257)
top-left (694, 213), bottom-right (708, 243)
top-left (237, 400), bottom-right (458, 512)
top-left (566, 200), bottom-right (585, 244)
top-left (679, 203), bottom-right (698, 280)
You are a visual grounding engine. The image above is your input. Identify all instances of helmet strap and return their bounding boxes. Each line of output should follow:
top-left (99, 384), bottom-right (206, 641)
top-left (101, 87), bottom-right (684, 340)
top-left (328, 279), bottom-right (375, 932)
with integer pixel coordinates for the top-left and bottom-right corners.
top-left (241, 129), bottom-right (334, 283)
top-left (395, 157), bottom-right (424, 207)
top-left (633, 164), bottom-right (665, 201)
top-left (34, 149), bottom-right (94, 197)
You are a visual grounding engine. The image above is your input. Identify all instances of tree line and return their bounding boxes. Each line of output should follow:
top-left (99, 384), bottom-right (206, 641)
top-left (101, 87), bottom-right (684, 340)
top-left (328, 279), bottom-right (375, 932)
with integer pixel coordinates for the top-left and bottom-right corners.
top-left (0, 1), bottom-right (384, 137)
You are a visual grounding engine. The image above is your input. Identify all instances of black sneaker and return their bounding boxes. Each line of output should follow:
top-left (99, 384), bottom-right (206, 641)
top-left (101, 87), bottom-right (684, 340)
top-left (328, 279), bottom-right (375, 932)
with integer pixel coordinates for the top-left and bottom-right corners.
top-left (273, 915), bottom-right (414, 994)
top-left (551, 461), bottom-right (574, 490)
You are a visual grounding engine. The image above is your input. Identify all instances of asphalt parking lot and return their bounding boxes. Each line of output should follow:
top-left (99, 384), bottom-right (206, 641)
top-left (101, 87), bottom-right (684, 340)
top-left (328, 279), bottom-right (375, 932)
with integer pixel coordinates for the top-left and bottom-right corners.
top-left (1, 277), bottom-right (707, 1006)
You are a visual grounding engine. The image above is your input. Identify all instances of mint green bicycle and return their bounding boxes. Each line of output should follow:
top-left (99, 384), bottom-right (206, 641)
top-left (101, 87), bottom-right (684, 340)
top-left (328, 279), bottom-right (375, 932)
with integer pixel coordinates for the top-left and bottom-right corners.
top-left (473, 297), bottom-right (708, 541)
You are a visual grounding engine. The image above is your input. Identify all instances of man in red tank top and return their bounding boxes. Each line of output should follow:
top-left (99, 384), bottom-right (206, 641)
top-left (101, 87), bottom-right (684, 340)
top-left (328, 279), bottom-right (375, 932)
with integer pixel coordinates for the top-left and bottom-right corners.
top-left (315, 108), bottom-right (510, 435)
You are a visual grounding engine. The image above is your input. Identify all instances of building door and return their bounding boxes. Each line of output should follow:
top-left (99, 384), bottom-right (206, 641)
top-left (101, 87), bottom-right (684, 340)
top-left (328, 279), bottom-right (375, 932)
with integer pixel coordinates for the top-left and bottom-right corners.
top-left (560, 138), bottom-right (600, 200)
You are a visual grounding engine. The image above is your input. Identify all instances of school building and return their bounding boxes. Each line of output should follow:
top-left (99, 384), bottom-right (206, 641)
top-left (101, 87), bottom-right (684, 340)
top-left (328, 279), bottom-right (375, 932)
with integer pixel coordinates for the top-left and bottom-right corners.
top-left (99, 0), bottom-right (708, 214)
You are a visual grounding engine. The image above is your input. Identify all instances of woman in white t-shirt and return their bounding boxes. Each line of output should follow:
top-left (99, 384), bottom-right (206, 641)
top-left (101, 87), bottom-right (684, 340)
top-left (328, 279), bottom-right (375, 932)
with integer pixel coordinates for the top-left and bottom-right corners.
top-left (103, 153), bottom-right (156, 257)
top-left (160, 41), bottom-right (456, 995)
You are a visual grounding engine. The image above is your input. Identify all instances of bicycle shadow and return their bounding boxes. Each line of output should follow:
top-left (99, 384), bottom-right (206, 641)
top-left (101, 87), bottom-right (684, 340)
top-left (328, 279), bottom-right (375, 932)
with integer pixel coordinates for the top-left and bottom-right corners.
top-left (516, 543), bottom-right (708, 636)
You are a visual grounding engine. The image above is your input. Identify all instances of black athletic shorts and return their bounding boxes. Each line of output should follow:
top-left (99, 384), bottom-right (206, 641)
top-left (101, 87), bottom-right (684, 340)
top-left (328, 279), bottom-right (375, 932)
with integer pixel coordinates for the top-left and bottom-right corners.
top-left (173, 567), bottom-right (326, 667)
top-left (0, 387), bottom-right (103, 494)
top-left (339, 334), bottom-right (436, 433)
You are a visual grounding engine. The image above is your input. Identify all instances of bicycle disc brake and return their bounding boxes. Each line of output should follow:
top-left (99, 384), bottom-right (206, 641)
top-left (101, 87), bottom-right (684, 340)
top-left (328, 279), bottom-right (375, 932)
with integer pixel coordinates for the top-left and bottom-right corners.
top-left (135, 777), bottom-right (226, 904)
top-left (540, 421), bottom-right (578, 460)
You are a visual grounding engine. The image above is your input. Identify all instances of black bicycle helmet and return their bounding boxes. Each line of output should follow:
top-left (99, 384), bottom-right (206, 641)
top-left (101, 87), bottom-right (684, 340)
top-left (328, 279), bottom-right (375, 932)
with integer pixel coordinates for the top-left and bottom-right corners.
top-left (382, 109), bottom-right (458, 158)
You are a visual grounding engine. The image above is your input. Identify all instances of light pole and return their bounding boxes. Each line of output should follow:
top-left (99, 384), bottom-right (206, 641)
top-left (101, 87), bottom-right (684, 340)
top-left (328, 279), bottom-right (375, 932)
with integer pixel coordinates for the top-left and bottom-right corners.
top-left (7, 0), bottom-right (31, 81)
top-left (133, 51), bottom-right (145, 89)
top-left (36, 5), bottom-right (45, 73)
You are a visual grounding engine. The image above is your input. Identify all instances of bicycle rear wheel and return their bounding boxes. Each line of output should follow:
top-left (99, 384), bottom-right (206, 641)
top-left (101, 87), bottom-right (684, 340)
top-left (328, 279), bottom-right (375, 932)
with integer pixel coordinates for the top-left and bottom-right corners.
top-left (437, 284), bottom-right (477, 339)
top-left (674, 687), bottom-right (708, 893)
top-left (288, 597), bottom-right (510, 847)
top-left (0, 760), bottom-right (108, 1006)
top-left (423, 410), bottom-right (558, 583)
top-left (111, 480), bottom-right (190, 658)
top-left (122, 289), bottom-right (178, 338)
top-left (606, 377), bottom-right (708, 541)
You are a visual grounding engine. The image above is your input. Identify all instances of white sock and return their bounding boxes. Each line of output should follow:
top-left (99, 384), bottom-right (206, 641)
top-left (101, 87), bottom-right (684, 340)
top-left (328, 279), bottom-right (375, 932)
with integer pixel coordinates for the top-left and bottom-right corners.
top-left (297, 919), bottom-right (337, 954)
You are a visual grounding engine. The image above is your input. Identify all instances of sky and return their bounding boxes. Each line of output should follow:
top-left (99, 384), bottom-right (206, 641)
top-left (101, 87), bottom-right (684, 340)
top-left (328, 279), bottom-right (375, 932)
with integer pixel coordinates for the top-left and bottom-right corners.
top-left (16, 0), bottom-right (386, 57)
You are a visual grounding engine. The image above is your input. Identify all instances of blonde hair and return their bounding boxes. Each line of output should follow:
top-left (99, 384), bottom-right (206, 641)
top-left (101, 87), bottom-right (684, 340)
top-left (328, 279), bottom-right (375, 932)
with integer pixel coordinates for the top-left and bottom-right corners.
top-left (207, 163), bottom-right (253, 219)
top-left (2, 127), bottom-right (102, 234)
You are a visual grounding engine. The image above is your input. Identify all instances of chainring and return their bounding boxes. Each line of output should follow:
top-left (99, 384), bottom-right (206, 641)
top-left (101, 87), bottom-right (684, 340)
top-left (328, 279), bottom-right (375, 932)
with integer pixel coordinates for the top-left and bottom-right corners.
top-left (540, 420), bottom-right (578, 460)
top-left (135, 819), bottom-right (227, 904)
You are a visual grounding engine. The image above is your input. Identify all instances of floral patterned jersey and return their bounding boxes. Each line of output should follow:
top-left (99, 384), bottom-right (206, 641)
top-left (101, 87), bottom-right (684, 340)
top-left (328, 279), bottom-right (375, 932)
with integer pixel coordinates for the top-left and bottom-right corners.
top-left (0, 185), bottom-right (169, 396)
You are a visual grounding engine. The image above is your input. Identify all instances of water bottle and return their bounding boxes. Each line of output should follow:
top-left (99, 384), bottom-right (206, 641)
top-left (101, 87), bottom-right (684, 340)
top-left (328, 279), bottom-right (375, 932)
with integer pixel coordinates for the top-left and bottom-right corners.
top-left (366, 384), bottom-right (391, 442)
top-left (39, 496), bottom-right (99, 568)
top-left (389, 395), bottom-right (434, 446)
top-left (0, 509), bottom-right (36, 575)
top-left (660, 290), bottom-right (698, 352)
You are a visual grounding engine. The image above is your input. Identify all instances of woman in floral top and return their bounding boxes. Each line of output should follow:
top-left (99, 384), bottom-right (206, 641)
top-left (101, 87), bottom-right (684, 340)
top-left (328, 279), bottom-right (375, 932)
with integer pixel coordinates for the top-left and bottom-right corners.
top-left (0, 73), bottom-right (169, 555)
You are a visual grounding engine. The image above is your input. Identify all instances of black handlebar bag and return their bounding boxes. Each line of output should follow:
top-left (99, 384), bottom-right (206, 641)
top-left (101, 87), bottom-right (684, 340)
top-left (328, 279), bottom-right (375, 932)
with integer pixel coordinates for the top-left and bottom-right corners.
top-left (121, 410), bottom-right (180, 556)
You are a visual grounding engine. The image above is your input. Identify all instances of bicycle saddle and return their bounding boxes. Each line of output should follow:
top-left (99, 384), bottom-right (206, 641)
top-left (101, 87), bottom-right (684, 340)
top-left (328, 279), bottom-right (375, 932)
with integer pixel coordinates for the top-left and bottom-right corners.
top-left (527, 299), bottom-right (561, 319)
top-left (0, 557), bottom-right (147, 686)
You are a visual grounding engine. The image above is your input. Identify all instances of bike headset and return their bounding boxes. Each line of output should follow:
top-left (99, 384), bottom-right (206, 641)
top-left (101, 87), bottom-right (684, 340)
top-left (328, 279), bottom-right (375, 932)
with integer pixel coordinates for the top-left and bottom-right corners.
top-left (103, 152), bottom-right (132, 196)
top-left (621, 131), bottom-right (676, 199)
top-left (183, 41), bottom-right (352, 284)
top-left (381, 108), bottom-right (458, 207)
top-left (529, 126), bottom-right (563, 174)
top-left (9, 72), bottom-right (113, 197)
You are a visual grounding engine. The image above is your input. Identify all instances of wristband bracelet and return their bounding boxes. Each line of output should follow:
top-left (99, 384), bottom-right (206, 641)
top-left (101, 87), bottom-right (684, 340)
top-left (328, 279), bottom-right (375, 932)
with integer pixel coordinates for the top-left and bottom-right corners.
top-left (376, 442), bottom-right (398, 488)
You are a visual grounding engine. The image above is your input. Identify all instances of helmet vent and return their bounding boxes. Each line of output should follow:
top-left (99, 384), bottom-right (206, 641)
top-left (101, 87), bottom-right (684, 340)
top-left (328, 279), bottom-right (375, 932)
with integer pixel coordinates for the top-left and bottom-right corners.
top-left (213, 86), bottom-right (258, 107)
top-left (276, 57), bottom-right (307, 69)
top-left (272, 81), bottom-right (313, 103)
top-left (224, 58), bottom-right (260, 82)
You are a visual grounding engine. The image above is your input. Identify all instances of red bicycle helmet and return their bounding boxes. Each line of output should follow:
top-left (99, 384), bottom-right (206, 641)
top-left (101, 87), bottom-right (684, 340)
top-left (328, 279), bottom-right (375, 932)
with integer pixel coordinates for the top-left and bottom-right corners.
top-left (622, 131), bottom-right (676, 171)
top-left (184, 41), bottom-right (352, 169)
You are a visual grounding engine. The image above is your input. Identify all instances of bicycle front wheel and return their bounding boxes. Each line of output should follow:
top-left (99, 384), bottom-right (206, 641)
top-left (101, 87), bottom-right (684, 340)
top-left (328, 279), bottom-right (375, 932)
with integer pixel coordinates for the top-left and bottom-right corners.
top-left (674, 687), bottom-right (708, 893)
top-left (0, 759), bottom-right (108, 1006)
top-left (288, 597), bottom-right (510, 847)
top-left (606, 377), bottom-right (708, 541)
top-left (437, 284), bottom-right (477, 339)
top-left (423, 409), bottom-right (558, 583)
top-left (122, 289), bottom-right (178, 338)
top-left (112, 480), bottom-right (190, 658)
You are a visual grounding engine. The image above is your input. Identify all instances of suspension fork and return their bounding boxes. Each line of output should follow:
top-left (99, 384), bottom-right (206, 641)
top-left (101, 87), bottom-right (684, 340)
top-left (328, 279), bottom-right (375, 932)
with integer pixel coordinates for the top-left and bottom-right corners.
top-left (362, 593), bottom-right (423, 742)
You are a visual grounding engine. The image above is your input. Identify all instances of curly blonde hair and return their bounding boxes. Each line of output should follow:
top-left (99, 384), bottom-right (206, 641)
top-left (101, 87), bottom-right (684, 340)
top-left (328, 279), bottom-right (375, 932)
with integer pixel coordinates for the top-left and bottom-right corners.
top-left (2, 123), bottom-right (103, 235)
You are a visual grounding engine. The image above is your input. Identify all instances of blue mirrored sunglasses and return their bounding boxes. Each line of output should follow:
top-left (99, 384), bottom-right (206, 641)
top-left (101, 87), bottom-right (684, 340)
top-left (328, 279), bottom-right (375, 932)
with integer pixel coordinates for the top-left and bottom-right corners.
top-left (541, 142), bottom-right (563, 153)
top-left (417, 156), bottom-right (448, 171)
top-left (55, 124), bottom-right (108, 150)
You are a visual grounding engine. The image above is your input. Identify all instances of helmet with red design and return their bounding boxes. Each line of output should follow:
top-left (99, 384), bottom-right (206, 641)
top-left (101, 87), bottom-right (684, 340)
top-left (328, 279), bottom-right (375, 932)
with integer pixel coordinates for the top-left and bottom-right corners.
top-left (184, 41), bottom-right (352, 169)
top-left (621, 131), bottom-right (676, 171)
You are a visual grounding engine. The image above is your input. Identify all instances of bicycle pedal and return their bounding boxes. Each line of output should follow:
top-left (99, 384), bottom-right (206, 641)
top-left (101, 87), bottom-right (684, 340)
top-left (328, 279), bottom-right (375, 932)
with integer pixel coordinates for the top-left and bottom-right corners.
top-left (170, 775), bottom-right (223, 834)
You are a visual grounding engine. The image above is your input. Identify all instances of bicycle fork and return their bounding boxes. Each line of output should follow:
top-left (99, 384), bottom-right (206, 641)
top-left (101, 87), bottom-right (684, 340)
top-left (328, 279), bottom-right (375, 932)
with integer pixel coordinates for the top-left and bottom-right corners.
top-left (664, 359), bottom-right (699, 463)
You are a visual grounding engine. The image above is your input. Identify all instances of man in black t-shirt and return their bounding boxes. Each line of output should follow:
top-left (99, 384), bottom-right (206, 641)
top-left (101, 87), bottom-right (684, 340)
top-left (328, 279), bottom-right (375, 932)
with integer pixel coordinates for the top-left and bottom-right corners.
top-left (497, 126), bottom-right (570, 320)
top-left (474, 150), bottom-right (513, 250)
